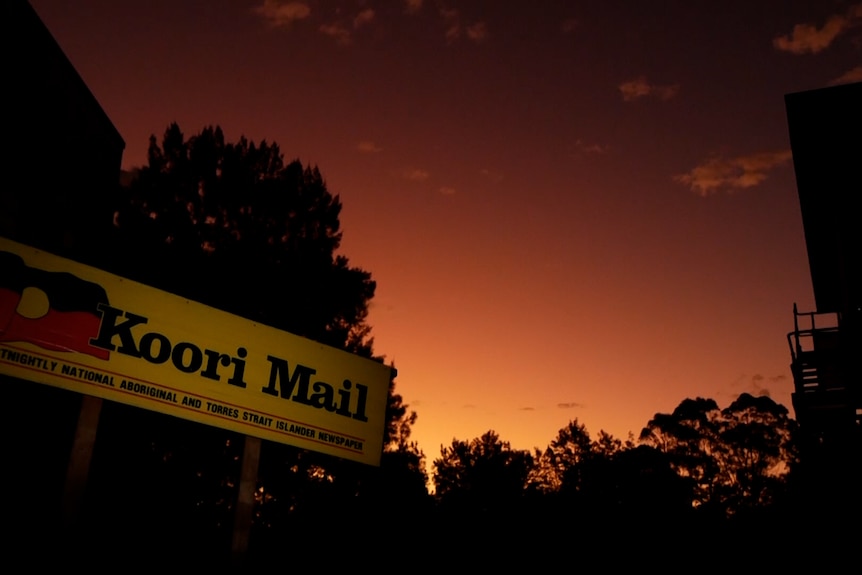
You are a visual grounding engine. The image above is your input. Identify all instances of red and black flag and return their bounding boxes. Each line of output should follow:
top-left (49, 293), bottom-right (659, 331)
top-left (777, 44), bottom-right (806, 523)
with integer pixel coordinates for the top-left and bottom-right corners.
top-left (0, 251), bottom-right (110, 360)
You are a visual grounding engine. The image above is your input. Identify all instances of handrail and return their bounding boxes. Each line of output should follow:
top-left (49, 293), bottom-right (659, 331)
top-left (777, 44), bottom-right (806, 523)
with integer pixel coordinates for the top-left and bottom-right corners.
top-left (787, 326), bottom-right (841, 360)
top-left (787, 303), bottom-right (841, 363)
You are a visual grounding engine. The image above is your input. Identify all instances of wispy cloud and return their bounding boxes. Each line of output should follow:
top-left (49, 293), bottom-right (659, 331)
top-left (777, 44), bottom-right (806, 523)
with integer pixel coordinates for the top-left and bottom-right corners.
top-left (557, 402), bottom-right (583, 409)
top-left (445, 26), bottom-right (460, 43)
top-left (319, 22), bottom-right (351, 44)
top-left (319, 8), bottom-right (374, 44)
top-left (466, 22), bottom-right (489, 42)
top-left (439, 7), bottom-right (458, 20)
top-left (674, 150), bottom-right (793, 196)
top-left (519, 406), bottom-right (535, 411)
top-left (357, 140), bottom-right (383, 153)
top-left (574, 139), bottom-right (609, 155)
top-left (618, 76), bottom-right (679, 102)
top-left (353, 8), bottom-right (375, 29)
top-left (439, 6), bottom-right (487, 43)
top-left (440, 7), bottom-right (461, 42)
top-left (405, 0), bottom-right (423, 14)
top-left (729, 373), bottom-right (788, 399)
top-left (438, 186), bottom-right (456, 195)
top-left (829, 65), bottom-right (862, 85)
top-left (751, 374), bottom-right (767, 388)
top-left (255, 0), bottom-right (311, 27)
top-left (479, 168), bottom-right (504, 182)
top-left (773, 3), bottom-right (862, 54)
top-left (404, 168), bottom-right (430, 181)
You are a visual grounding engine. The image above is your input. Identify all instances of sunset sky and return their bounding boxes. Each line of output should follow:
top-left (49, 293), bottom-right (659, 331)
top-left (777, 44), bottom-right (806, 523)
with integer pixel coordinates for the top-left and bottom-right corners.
top-left (28, 0), bottom-right (862, 462)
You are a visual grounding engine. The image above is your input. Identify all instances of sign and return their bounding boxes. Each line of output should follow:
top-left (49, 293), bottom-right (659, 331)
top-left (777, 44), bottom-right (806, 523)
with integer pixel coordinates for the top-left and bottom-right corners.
top-left (0, 237), bottom-right (392, 465)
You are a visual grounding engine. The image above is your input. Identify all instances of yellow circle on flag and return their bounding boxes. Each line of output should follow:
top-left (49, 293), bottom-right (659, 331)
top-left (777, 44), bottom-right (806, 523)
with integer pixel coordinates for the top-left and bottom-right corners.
top-left (16, 286), bottom-right (50, 319)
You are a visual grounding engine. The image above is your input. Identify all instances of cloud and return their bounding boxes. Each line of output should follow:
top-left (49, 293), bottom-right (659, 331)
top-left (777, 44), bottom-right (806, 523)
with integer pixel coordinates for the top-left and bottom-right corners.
top-left (440, 7), bottom-right (459, 20)
top-left (557, 402), bottom-right (583, 409)
top-left (466, 22), bottom-right (489, 43)
top-left (319, 8), bottom-right (373, 44)
top-left (353, 8), bottom-right (374, 29)
top-left (405, 0), bottom-right (423, 14)
top-left (439, 7), bottom-right (486, 43)
top-left (618, 76), bottom-right (680, 101)
top-left (320, 22), bottom-right (351, 44)
top-left (561, 18), bottom-right (578, 34)
top-left (829, 65), bottom-right (862, 85)
top-left (357, 140), bottom-right (383, 153)
top-left (519, 407), bottom-right (535, 411)
top-left (255, 0), bottom-right (311, 27)
top-left (479, 168), bottom-right (504, 182)
top-left (438, 186), bottom-right (456, 195)
top-left (773, 3), bottom-right (862, 54)
top-left (674, 150), bottom-right (793, 196)
top-left (730, 373), bottom-right (788, 399)
top-left (404, 168), bottom-right (430, 181)
top-left (574, 139), bottom-right (609, 154)
top-left (440, 7), bottom-right (461, 42)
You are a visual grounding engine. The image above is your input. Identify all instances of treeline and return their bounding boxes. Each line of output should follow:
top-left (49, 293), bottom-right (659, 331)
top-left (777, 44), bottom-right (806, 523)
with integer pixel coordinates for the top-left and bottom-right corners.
top-left (430, 394), bottom-right (798, 533)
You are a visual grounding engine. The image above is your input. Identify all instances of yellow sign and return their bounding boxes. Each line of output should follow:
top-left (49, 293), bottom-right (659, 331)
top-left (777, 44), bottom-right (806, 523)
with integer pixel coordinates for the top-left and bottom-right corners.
top-left (0, 238), bottom-right (392, 465)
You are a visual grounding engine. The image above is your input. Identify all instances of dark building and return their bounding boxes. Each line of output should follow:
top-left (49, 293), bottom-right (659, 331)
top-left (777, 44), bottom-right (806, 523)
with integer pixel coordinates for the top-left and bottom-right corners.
top-left (1, 0), bottom-right (125, 545)
top-left (784, 81), bottom-right (861, 513)
top-left (2, 0), bottom-right (125, 261)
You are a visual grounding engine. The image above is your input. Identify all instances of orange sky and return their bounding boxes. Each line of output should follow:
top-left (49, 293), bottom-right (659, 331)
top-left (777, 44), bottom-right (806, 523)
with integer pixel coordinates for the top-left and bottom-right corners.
top-left (28, 0), bottom-right (861, 462)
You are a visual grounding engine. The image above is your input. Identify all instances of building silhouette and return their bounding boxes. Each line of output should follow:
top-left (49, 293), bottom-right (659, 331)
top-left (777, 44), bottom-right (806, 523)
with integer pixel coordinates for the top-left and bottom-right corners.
top-left (784, 81), bottom-right (861, 513)
top-left (2, 0), bottom-right (125, 260)
top-left (1, 0), bottom-right (125, 544)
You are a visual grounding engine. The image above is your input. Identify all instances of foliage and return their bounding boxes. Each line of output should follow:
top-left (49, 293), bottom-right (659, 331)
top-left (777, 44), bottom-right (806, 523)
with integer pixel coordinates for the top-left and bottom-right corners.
top-left (113, 123), bottom-right (374, 353)
top-left (529, 420), bottom-right (635, 495)
top-left (529, 419), bottom-right (593, 493)
top-left (379, 368), bottom-right (429, 511)
top-left (639, 397), bottom-right (723, 506)
top-left (715, 393), bottom-right (799, 512)
top-left (97, 123), bottom-right (425, 541)
top-left (433, 430), bottom-right (533, 512)
top-left (639, 393), bottom-right (798, 515)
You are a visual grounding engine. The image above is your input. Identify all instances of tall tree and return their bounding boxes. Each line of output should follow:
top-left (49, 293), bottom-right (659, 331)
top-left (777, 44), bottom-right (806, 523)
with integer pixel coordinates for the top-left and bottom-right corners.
top-left (90, 123), bottom-right (421, 550)
top-left (715, 393), bottom-right (798, 514)
top-left (529, 419), bottom-right (593, 493)
top-left (640, 394), bottom-right (798, 516)
top-left (639, 397), bottom-right (723, 509)
top-left (113, 123), bottom-right (374, 353)
top-left (433, 430), bottom-right (533, 514)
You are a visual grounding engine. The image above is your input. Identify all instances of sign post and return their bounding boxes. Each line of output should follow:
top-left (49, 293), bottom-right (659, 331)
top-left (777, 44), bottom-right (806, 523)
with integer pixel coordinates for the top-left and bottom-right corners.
top-left (62, 395), bottom-right (102, 526)
top-left (232, 435), bottom-right (262, 563)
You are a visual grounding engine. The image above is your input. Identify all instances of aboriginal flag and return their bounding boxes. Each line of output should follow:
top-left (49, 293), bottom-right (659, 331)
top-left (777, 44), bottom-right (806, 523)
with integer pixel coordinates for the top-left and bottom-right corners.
top-left (0, 251), bottom-right (110, 360)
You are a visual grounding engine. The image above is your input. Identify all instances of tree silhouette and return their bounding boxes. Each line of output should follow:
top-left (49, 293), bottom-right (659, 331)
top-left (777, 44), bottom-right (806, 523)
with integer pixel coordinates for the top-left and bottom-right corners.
top-left (528, 420), bottom-right (686, 526)
top-left (111, 123), bottom-right (374, 353)
top-left (85, 123), bottom-right (422, 552)
top-left (529, 419), bottom-right (593, 493)
top-left (639, 397), bottom-right (722, 509)
top-left (433, 430), bottom-right (533, 514)
top-left (715, 393), bottom-right (798, 514)
top-left (640, 394), bottom-right (798, 516)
